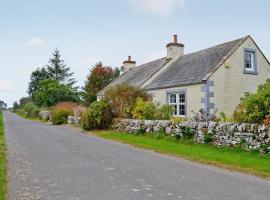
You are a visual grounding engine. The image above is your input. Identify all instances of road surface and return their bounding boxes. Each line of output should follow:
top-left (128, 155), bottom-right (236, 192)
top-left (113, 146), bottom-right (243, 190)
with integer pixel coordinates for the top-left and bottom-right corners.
top-left (3, 111), bottom-right (270, 200)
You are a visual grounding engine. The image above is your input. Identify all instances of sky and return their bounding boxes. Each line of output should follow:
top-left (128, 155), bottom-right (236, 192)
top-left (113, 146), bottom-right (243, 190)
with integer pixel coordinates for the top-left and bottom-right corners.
top-left (0, 0), bottom-right (270, 106)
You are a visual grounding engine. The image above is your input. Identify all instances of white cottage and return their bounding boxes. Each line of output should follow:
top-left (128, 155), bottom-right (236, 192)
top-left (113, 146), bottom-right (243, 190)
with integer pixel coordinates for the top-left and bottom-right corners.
top-left (99, 35), bottom-right (270, 117)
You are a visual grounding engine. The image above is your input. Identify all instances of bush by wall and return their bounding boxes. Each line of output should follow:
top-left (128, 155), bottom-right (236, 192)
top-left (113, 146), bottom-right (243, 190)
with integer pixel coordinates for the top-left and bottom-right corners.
top-left (51, 108), bottom-right (73, 125)
top-left (103, 84), bottom-right (151, 118)
top-left (81, 100), bottom-right (112, 130)
top-left (132, 97), bottom-right (174, 120)
top-left (23, 102), bottom-right (40, 118)
top-left (233, 79), bottom-right (270, 124)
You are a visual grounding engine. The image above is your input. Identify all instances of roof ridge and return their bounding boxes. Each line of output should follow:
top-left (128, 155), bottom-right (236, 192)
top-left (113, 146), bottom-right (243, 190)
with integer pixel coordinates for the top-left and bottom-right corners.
top-left (133, 57), bottom-right (167, 69)
top-left (182, 35), bottom-right (249, 58)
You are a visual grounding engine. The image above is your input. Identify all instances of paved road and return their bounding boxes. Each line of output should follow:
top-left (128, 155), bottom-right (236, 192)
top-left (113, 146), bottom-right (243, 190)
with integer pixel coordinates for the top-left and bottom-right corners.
top-left (3, 111), bottom-right (270, 200)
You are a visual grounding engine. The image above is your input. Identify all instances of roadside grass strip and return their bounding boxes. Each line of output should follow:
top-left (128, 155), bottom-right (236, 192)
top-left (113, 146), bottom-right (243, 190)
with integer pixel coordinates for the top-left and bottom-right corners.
top-left (0, 112), bottom-right (7, 200)
top-left (92, 130), bottom-right (270, 179)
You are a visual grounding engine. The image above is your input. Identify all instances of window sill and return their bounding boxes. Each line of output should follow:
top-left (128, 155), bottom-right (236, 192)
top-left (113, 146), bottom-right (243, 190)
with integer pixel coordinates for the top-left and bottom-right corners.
top-left (243, 69), bottom-right (258, 75)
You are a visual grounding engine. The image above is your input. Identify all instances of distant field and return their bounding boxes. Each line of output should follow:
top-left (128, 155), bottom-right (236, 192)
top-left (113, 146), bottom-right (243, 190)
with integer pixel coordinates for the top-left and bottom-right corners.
top-left (93, 130), bottom-right (270, 179)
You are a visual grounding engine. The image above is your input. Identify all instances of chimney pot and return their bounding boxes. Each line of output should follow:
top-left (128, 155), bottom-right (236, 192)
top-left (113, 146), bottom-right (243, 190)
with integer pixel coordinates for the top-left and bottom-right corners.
top-left (166, 34), bottom-right (184, 59)
top-left (123, 55), bottom-right (136, 72)
top-left (173, 34), bottom-right (178, 43)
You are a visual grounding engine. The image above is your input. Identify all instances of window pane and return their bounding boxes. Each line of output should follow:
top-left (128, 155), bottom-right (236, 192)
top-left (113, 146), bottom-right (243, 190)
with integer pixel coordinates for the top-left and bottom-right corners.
top-left (173, 105), bottom-right (177, 115)
top-left (179, 93), bottom-right (185, 103)
top-left (169, 94), bottom-right (176, 103)
top-left (179, 105), bottom-right (185, 116)
top-left (245, 51), bottom-right (254, 70)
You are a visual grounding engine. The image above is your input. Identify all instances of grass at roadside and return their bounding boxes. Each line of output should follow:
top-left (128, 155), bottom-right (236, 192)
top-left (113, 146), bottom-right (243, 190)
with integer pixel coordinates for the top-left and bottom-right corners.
top-left (92, 130), bottom-right (270, 179)
top-left (0, 112), bottom-right (7, 200)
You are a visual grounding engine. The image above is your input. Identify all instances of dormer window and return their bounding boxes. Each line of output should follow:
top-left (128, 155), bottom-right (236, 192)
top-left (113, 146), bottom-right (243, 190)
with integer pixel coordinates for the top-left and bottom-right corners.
top-left (243, 48), bottom-right (258, 74)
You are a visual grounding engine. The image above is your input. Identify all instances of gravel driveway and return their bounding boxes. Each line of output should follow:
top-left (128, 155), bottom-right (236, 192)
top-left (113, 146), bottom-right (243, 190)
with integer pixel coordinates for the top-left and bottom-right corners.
top-left (3, 111), bottom-right (270, 200)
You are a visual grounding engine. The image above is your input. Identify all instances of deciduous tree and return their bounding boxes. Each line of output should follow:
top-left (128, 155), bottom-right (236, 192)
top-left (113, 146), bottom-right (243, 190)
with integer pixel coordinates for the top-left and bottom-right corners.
top-left (83, 62), bottom-right (120, 106)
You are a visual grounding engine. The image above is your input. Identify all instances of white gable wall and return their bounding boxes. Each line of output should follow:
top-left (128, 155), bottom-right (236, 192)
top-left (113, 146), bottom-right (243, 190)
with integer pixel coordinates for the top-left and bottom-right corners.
top-left (209, 37), bottom-right (270, 115)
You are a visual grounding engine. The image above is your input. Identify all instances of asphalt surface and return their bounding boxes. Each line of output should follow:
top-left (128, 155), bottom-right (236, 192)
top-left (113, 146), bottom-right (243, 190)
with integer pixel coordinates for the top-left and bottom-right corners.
top-left (3, 111), bottom-right (270, 200)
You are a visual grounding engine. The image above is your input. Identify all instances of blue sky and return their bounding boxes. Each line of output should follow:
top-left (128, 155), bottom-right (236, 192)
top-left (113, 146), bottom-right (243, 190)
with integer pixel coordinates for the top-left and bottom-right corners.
top-left (1, 0), bottom-right (270, 106)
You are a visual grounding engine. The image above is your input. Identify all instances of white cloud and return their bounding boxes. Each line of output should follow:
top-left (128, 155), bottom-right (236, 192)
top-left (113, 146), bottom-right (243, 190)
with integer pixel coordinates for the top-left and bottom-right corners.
top-left (126, 0), bottom-right (185, 16)
top-left (0, 80), bottom-right (15, 92)
top-left (25, 37), bottom-right (45, 47)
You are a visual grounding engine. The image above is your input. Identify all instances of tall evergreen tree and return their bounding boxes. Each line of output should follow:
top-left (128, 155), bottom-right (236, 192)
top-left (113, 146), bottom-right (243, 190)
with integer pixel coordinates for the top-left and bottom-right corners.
top-left (46, 48), bottom-right (76, 86)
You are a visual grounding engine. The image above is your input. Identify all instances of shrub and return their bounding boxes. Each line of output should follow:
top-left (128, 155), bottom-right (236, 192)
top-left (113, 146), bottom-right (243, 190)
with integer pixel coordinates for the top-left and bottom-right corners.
top-left (233, 79), bottom-right (270, 123)
top-left (154, 128), bottom-right (165, 140)
top-left (180, 126), bottom-right (194, 139)
top-left (23, 102), bottom-right (40, 118)
top-left (54, 102), bottom-right (86, 117)
top-left (51, 108), bottom-right (73, 125)
top-left (81, 100), bottom-right (112, 130)
top-left (155, 104), bottom-right (174, 120)
top-left (217, 112), bottom-right (234, 122)
top-left (103, 84), bottom-right (151, 118)
top-left (171, 116), bottom-right (186, 125)
top-left (132, 128), bottom-right (146, 136)
top-left (132, 98), bottom-right (157, 119)
top-left (204, 131), bottom-right (214, 144)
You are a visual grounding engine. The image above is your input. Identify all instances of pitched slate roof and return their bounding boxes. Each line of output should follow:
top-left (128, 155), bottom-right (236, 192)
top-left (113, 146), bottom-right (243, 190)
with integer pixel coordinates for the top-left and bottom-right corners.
top-left (109, 57), bottom-right (170, 87)
top-left (100, 36), bottom-right (249, 94)
top-left (145, 36), bottom-right (249, 90)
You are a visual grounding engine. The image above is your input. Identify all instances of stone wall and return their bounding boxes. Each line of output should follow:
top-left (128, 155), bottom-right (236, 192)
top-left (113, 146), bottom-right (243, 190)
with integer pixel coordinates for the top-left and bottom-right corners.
top-left (39, 111), bottom-right (51, 121)
top-left (67, 116), bottom-right (81, 127)
top-left (113, 118), bottom-right (270, 153)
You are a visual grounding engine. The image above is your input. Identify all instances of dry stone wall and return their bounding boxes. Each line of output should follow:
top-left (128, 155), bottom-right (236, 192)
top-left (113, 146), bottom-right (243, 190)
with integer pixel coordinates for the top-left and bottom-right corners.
top-left (113, 118), bottom-right (270, 153)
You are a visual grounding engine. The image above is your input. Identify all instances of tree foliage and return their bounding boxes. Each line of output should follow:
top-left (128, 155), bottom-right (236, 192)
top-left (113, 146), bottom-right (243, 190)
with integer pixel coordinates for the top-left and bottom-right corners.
top-left (83, 62), bottom-right (120, 106)
top-left (233, 79), bottom-right (270, 123)
top-left (46, 48), bottom-right (76, 86)
top-left (35, 79), bottom-right (80, 107)
top-left (27, 49), bottom-right (78, 106)
top-left (0, 100), bottom-right (7, 110)
top-left (103, 84), bottom-right (151, 118)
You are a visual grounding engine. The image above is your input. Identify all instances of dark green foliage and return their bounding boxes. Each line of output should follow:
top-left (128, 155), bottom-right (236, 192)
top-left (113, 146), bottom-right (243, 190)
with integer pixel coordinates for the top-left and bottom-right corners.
top-left (180, 126), bottom-right (195, 139)
top-left (233, 79), bottom-right (270, 123)
top-left (12, 101), bottom-right (19, 111)
top-left (204, 132), bottom-right (214, 144)
top-left (46, 48), bottom-right (76, 86)
top-left (83, 62), bottom-right (120, 106)
top-left (23, 103), bottom-right (40, 118)
top-left (19, 97), bottom-right (32, 108)
top-left (51, 108), bottom-right (73, 125)
top-left (260, 143), bottom-right (269, 154)
top-left (133, 128), bottom-right (146, 136)
top-left (0, 100), bottom-right (7, 110)
top-left (154, 128), bottom-right (165, 140)
top-left (35, 79), bottom-right (80, 107)
top-left (28, 49), bottom-right (78, 105)
top-left (28, 67), bottom-right (50, 97)
top-left (81, 100), bottom-right (113, 130)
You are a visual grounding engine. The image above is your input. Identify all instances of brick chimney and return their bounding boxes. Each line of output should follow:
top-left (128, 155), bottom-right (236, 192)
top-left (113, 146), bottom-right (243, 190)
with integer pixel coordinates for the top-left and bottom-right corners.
top-left (123, 56), bottom-right (136, 72)
top-left (166, 34), bottom-right (184, 59)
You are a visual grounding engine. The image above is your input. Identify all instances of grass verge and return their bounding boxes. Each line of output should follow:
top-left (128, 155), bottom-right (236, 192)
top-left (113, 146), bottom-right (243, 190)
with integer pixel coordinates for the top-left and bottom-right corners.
top-left (0, 112), bottom-right (7, 200)
top-left (92, 130), bottom-right (270, 179)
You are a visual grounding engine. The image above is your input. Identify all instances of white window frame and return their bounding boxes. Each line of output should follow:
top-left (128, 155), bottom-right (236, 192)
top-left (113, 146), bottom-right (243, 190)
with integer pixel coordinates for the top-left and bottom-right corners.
top-left (167, 91), bottom-right (186, 117)
top-left (243, 48), bottom-right (257, 75)
top-left (244, 50), bottom-right (255, 71)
